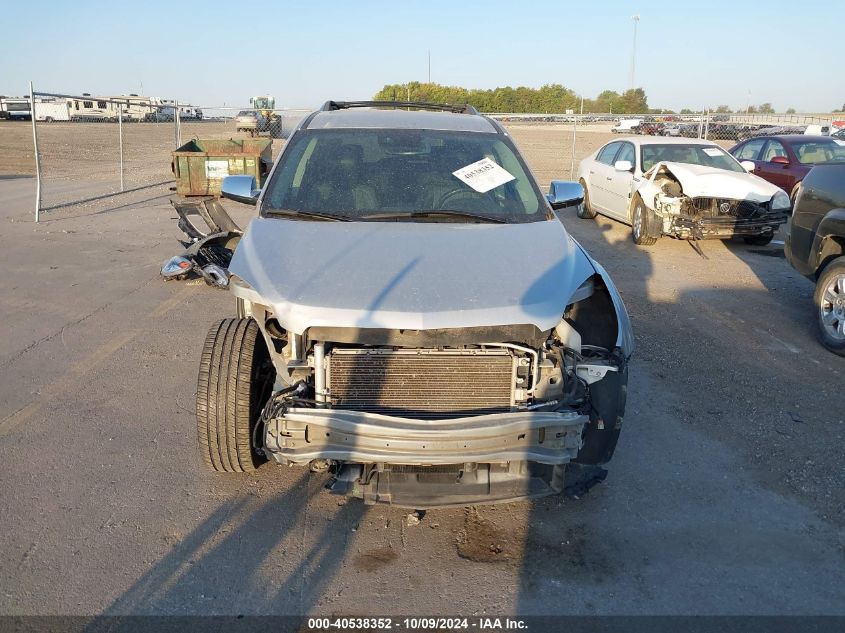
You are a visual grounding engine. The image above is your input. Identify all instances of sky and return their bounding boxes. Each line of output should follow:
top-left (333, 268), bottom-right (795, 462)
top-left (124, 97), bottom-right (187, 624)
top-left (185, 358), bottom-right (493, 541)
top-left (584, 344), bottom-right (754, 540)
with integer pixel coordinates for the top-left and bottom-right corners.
top-left (1, 0), bottom-right (840, 113)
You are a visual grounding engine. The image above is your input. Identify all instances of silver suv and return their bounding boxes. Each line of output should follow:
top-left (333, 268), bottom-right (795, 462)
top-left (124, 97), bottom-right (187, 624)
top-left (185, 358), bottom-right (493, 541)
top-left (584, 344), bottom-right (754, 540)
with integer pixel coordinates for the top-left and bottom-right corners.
top-left (197, 101), bottom-right (633, 507)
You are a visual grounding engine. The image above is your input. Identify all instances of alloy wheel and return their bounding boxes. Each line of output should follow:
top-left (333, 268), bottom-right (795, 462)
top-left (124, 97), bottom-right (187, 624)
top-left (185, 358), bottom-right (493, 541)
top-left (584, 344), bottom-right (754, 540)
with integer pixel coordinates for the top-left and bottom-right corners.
top-left (820, 273), bottom-right (845, 340)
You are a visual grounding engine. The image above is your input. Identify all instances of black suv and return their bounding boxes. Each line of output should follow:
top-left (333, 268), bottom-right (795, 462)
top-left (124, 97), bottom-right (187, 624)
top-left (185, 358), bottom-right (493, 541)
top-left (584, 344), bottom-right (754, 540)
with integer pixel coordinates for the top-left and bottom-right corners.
top-left (785, 163), bottom-right (845, 355)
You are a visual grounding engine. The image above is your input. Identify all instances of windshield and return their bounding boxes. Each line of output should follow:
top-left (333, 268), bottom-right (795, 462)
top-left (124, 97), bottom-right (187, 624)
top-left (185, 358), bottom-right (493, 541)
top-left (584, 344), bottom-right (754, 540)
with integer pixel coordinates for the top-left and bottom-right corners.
top-left (236, 110), bottom-right (255, 117)
top-left (641, 143), bottom-right (745, 173)
top-left (261, 128), bottom-right (545, 222)
top-left (788, 140), bottom-right (845, 164)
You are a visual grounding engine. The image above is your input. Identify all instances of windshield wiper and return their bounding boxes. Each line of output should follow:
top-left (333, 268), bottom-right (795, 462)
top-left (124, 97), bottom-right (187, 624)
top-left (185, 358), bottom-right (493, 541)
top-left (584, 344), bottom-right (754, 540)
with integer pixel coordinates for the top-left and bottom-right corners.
top-left (360, 210), bottom-right (507, 224)
top-left (264, 209), bottom-right (351, 222)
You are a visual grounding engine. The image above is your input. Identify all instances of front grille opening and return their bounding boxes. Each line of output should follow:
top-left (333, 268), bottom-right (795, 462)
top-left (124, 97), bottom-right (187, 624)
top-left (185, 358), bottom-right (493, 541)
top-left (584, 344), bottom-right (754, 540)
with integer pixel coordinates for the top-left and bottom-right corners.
top-left (327, 348), bottom-right (515, 419)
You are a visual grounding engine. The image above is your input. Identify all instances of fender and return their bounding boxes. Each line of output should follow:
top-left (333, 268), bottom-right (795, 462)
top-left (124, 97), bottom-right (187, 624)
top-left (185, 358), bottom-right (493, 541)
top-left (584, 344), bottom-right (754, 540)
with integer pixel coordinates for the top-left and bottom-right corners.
top-left (810, 209), bottom-right (845, 276)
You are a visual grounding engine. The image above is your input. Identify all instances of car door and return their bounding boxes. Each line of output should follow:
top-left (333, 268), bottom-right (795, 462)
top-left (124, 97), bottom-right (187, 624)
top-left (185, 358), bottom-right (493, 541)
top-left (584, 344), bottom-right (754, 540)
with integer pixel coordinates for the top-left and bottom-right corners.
top-left (756, 139), bottom-right (794, 190)
top-left (603, 141), bottom-right (637, 221)
top-left (731, 138), bottom-right (767, 172)
top-left (588, 142), bottom-right (622, 213)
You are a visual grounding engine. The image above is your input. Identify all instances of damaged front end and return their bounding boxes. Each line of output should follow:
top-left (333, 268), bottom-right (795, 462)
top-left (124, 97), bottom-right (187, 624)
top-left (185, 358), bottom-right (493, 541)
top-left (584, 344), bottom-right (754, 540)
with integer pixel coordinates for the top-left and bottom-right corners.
top-left (641, 163), bottom-right (789, 240)
top-left (160, 198), bottom-right (242, 288)
top-left (234, 266), bottom-right (631, 508)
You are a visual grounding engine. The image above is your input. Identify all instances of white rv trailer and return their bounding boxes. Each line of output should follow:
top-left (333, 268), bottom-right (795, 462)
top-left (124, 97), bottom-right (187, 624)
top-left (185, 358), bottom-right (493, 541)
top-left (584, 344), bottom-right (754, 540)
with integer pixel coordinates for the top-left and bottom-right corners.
top-left (69, 95), bottom-right (120, 121)
top-left (109, 95), bottom-right (159, 121)
top-left (34, 99), bottom-right (70, 122)
top-left (0, 98), bottom-right (32, 120)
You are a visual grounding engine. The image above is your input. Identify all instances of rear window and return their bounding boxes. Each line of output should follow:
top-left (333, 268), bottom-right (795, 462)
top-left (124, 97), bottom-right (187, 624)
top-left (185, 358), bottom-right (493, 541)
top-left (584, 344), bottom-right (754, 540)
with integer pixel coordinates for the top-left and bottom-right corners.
top-left (788, 140), bottom-right (845, 164)
top-left (237, 110), bottom-right (254, 117)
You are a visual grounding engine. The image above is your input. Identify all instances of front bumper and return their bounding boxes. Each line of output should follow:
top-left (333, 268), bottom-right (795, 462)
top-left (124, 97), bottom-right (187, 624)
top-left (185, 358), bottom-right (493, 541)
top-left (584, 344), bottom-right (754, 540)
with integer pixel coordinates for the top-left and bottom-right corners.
top-left (263, 408), bottom-right (587, 466)
top-left (670, 213), bottom-right (788, 239)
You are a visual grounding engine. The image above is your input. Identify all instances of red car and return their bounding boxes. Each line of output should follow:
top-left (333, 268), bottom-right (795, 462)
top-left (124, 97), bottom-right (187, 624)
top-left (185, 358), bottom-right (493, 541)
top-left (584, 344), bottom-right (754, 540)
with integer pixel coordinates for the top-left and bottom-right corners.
top-left (729, 135), bottom-right (845, 200)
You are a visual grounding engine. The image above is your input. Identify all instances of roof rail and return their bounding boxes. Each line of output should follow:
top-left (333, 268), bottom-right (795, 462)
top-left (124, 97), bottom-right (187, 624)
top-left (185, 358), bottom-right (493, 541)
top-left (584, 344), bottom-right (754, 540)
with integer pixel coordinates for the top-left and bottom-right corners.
top-left (319, 100), bottom-right (479, 115)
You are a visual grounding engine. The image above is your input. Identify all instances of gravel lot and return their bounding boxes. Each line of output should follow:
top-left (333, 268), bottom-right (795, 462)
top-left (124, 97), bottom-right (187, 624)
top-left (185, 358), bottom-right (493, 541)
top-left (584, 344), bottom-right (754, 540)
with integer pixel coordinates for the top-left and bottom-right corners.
top-left (0, 120), bottom-right (843, 617)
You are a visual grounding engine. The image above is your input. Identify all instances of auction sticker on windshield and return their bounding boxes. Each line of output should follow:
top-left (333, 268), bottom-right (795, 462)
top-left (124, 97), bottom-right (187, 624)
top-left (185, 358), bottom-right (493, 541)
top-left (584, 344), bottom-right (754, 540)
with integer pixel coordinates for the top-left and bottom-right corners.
top-left (703, 147), bottom-right (724, 157)
top-left (453, 158), bottom-right (515, 193)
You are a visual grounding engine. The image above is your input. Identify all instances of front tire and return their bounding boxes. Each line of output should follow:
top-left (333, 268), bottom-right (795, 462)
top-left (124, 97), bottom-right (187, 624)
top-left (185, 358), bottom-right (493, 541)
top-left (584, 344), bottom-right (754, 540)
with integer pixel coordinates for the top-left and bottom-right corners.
top-left (577, 180), bottom-right (598, 219)
top-left (631, 195), bottom-right (658, 246)
top-left (814, 257), bottom-right (845, 356)
top-left (196, 318), bottom-right (275, 472)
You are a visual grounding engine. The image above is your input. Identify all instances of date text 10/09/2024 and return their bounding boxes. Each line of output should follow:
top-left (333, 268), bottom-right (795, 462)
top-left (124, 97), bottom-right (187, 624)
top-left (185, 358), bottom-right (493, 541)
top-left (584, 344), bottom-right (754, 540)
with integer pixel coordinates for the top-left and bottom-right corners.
top-left (306, 617), bottom-right (529, 631)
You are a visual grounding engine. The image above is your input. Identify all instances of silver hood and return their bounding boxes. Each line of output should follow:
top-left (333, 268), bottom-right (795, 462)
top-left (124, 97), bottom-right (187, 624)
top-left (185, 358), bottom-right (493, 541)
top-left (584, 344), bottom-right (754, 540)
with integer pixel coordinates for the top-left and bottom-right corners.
top-left (228, 217), bottom-right (596, 334)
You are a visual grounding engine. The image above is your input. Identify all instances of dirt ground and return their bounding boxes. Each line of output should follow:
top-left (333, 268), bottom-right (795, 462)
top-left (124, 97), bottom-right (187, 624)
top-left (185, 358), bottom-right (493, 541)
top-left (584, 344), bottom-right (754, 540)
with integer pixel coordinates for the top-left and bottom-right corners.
top-left (0, 121), bottom-right (843, 617)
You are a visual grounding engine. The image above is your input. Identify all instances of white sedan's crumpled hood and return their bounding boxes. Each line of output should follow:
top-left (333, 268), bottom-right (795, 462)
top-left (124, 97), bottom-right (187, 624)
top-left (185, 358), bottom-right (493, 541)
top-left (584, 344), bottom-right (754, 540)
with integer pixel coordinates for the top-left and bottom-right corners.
top-left (228, 217), bottom-right (596, 334)
top-left (651, 161), bottom-right (782, 202)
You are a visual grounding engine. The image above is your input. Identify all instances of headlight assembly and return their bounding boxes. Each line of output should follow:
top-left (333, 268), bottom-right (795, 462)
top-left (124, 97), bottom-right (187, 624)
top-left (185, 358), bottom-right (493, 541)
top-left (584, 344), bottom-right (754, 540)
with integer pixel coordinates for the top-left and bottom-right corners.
top-left (771, 190), bottom-right (791, 211)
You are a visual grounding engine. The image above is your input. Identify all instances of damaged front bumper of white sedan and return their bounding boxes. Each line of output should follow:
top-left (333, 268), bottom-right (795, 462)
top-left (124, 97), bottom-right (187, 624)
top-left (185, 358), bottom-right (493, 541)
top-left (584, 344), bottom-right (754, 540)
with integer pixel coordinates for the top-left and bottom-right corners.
top-left (639, 161), bottom-right (790, 240)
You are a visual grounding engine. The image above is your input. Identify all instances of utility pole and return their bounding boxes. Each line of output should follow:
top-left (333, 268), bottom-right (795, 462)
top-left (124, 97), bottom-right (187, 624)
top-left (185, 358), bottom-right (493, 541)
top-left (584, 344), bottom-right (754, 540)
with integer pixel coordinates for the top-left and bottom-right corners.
top-left (630, 15), bottom-right (640, 90)
top-left (428, 50), bottom-right (431, 84)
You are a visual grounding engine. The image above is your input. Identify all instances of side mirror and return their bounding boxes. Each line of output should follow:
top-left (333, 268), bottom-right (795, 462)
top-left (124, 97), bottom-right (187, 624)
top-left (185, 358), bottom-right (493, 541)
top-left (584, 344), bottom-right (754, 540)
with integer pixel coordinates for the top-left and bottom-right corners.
top-left (614, 159), bottom-right (634, 172)
top-left (547, 180), bottom-right (584, 210)
top-left (740, 160), bottom-right (756, 172)
top-left (770, 155), bottom-right (790, 165)
top-left (221, 175), bottom-right (260, 205)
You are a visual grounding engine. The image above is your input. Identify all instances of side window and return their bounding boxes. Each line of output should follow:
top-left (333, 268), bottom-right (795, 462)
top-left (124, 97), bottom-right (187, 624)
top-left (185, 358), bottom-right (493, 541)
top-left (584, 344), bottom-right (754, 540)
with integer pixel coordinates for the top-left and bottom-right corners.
top-left (761, 140), bottom-right (787, 161)
top-left (97, 101), bottom-right (107, 109)
top-left (83, 101), bottom-right (92, 109)
top-left (597, 142), bottom-right (622, 165)
top-left (615, 142), bottom-right (635, 167)
top-left (735, 139), bottom-right (765, 160)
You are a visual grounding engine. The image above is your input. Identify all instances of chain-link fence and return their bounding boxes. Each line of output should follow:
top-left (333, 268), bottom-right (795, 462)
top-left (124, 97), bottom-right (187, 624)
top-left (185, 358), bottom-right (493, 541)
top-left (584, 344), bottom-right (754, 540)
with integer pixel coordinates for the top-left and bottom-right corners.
top-left (491, 111), bottom-right (842, 184)
top-left (21, 85), bottom-right (308, 219)
top-left (9, 88), bottom-right (843, 220)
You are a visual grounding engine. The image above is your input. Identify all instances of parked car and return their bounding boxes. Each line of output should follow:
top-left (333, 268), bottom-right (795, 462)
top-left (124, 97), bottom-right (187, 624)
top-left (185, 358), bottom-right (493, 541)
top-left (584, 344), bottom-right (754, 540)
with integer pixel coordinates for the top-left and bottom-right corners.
top-left (235, 109), bottom-right (265, 136)
top-left (737, 125), bottom-right (804, 141)
top-left (612, 118), bottom-right (642, 134)
top-left (638, 121), bottom-right (664, 136)
top-left (575, 137), bottom-right (791, 246)
top-left (784, 163), bottom-right (845, 355)
top-left (195, 101), bottom-right (633, 508)
top-left (729, 135), bottom-right (845, 200)
top-left (660, 124), bottom-right (682, 137)
top-left (832, 128), bottom-right (845, 141)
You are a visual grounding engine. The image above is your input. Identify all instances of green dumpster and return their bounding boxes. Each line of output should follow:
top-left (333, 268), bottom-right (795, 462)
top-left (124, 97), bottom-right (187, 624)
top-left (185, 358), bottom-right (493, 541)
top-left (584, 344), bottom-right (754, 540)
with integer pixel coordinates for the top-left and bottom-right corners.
top-left (171, 138), bottom-right (273, 196)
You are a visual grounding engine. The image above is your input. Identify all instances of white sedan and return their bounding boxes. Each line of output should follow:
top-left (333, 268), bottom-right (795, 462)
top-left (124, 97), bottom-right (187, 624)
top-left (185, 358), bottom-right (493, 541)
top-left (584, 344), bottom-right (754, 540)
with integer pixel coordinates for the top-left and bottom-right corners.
top-left (575, 137), bottom-right (792, 246)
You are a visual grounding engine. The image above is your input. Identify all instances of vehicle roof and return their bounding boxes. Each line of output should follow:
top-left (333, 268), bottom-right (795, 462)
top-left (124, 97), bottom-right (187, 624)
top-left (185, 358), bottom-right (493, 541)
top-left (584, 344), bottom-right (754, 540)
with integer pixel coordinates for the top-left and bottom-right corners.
top-left (613, 136), bottom-right (719, 146)
top-left (306, 108), bottom-right (498, 133)
top-left (741, 134), bottom-right (835, 143)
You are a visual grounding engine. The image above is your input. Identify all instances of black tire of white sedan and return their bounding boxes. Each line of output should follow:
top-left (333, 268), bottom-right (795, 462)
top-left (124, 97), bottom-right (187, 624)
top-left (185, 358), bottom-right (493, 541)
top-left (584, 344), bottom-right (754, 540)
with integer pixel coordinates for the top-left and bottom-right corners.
top-left (196, 318), bottom-right (276, 472)
top-left (631, 195), bottom-right (658, 246)
top-left (814, 257), bottom-right (845, 356)
top-left (577, 180), bottom-right (598, 219)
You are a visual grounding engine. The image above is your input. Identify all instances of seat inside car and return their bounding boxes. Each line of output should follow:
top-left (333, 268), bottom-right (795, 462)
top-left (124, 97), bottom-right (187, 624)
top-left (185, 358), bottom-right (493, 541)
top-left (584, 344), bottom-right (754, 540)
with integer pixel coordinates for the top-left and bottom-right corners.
top-left (305, 143), bottom-right (378, 214)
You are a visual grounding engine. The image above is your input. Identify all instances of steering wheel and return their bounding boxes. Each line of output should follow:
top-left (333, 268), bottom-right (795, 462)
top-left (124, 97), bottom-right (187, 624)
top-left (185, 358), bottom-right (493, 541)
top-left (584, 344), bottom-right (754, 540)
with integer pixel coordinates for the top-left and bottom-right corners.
top-left (433, 186), bottom-right (493, 210)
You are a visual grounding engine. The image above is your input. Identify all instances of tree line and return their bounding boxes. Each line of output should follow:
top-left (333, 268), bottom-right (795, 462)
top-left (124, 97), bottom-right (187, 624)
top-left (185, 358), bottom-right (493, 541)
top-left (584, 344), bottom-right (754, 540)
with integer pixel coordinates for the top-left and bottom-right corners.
top-left (373, 83), bottom-right (648, 114)
top-left (374, 83), bottom-right (840, 114)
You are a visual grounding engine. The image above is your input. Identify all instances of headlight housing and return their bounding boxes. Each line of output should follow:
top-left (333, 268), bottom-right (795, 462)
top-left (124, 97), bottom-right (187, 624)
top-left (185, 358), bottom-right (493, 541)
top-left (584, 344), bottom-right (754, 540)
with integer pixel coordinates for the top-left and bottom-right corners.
top-left (771, 190), bottom-right (791, 211)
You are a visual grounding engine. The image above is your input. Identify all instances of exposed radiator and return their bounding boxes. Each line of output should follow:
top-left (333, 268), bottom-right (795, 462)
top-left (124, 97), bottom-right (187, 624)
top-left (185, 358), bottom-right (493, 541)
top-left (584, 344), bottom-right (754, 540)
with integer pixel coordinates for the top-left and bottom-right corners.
top-left (327, 348), bottom-right (515, 419)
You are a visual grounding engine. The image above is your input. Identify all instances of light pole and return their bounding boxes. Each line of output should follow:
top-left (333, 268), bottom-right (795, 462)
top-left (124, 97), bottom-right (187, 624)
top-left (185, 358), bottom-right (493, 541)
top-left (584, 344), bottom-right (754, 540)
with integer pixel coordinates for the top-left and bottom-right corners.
top-left (630, 15), bottom-right (640, 90)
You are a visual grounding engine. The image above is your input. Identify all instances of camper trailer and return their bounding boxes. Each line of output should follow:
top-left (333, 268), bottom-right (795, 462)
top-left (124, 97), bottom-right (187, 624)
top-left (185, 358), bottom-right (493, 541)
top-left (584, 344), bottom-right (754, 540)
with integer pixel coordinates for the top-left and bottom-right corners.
top-left (34, 99), bottom-right (70, 122)
top-left (69, 95), bottom-right (120, 121)
top-left (0, 98), bottom-right (32, 120)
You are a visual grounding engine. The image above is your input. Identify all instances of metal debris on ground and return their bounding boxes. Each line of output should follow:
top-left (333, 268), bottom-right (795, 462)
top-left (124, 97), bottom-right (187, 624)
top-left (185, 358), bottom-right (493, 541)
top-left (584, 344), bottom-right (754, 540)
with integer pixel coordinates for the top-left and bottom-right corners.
top-left (160, 197), bottom-right (242, 289)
